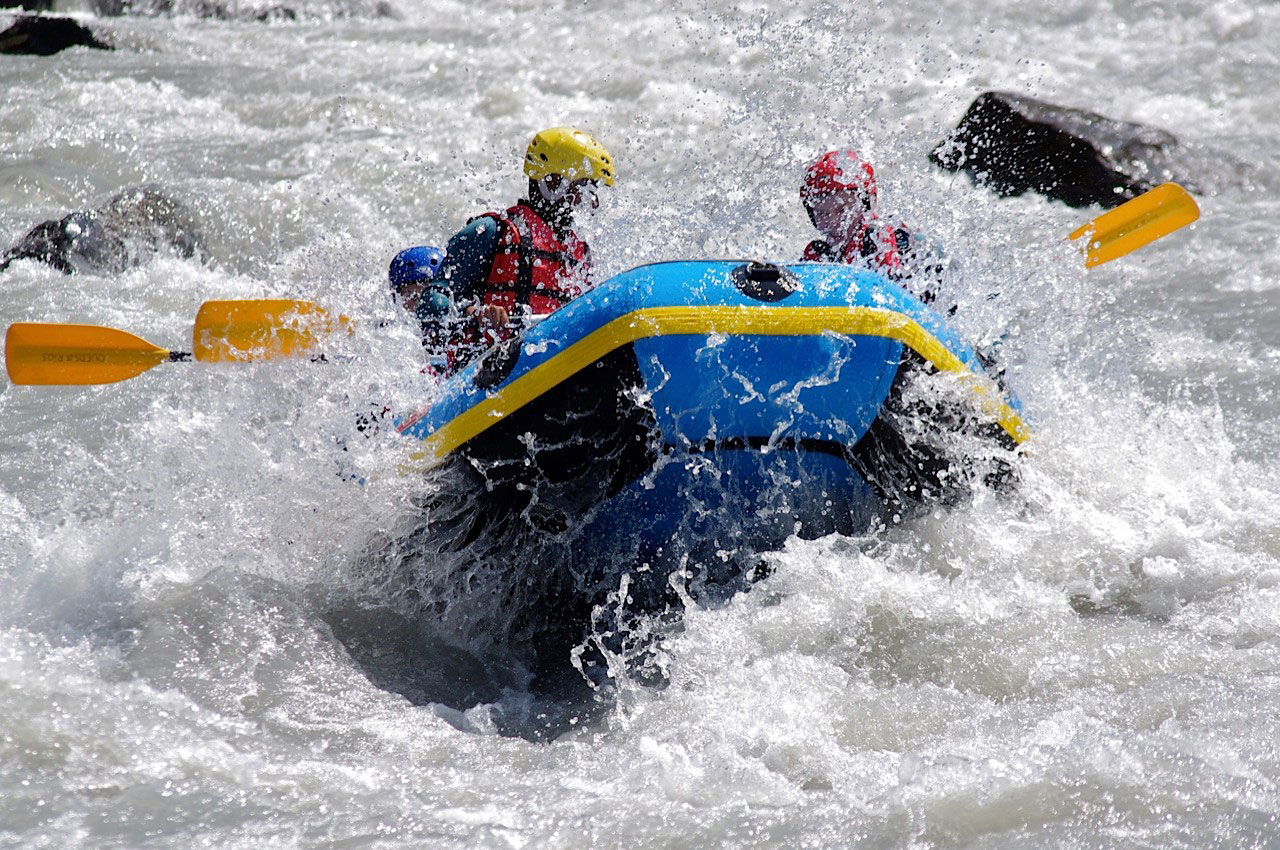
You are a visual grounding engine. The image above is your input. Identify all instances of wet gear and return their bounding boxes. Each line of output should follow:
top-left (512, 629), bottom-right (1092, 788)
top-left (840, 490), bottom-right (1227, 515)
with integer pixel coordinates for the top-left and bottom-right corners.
top-left (469, 201), bottom-right (590, 318)
top-left (388, 245), bottom-right (452, 356)
top-left (801, 150), bottom-right (878, 209)
top-left (802, 221), bottom-right (902, 271)
top-left (524, 127), bottom-right (615, 186)
top-left (446, 200), bottom-right (592, 368)
top-left (388, 245), bottom-right (444, 289)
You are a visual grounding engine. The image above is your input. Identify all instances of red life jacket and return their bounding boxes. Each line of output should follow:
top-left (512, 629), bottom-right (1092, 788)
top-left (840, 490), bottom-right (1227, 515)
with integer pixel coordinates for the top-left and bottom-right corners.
top-left (802, 219), bottom-right (901, 271)
top-left (475, 201), bottom-right (590, 318)
top-left (448, 201), bottom-right (591, 371)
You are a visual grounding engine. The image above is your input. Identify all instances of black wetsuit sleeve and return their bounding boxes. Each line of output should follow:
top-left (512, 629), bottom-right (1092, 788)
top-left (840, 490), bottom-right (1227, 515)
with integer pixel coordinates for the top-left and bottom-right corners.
top-left (440, 216), bottom-right (503, 304)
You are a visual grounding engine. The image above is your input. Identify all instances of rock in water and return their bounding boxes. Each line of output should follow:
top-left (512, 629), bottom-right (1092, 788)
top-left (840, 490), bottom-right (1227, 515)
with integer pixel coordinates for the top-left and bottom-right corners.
top-left (0, 15), bottom-right (111, 54)
top-left (0, 0), bottom-right (55, 11)
top-left (95, 0), bottom-right (394, 20)
top-left (1, 186), bottom-right (202, 275)
top-left (930, 91), bottom-right (1197, 209)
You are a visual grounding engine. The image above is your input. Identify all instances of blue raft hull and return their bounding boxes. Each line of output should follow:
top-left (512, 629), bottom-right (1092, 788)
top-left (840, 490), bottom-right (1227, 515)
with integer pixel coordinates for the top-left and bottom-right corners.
top-left (393, 260), bottom-right (1025, 594)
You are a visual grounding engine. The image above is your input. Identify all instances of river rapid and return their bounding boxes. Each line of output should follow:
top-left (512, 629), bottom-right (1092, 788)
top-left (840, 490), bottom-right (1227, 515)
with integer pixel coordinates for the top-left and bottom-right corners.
top-left (3, 0), bottom-right (1280, 847)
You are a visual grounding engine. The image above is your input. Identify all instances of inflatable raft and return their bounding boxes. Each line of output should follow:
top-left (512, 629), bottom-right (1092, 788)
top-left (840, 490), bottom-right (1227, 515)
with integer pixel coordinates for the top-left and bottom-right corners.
top-left (391, 261), bottom-right (1026, 595)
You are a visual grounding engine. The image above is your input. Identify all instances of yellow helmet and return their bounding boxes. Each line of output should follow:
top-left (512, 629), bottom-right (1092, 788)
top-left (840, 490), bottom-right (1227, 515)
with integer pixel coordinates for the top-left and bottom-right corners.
top-left (524, 127), bottom-right (616, 187)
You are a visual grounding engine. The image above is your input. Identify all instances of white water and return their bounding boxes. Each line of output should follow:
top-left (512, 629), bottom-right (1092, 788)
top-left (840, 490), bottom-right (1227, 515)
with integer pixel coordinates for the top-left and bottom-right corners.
top-left (3, 0), bottom-right (1280, 846)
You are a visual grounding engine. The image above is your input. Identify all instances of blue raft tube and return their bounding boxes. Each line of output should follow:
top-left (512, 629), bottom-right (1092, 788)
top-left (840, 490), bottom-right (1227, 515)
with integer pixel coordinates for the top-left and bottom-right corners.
top-left (390, 260), bottom-right (1026, 599)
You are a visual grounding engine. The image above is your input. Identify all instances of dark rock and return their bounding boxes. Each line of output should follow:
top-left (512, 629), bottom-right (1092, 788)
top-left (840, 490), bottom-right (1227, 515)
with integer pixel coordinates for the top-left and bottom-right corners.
top-left (0, 15), bottom-right (111, 54)
top-left (0, 0), bottom-right (55, 11)
top-left (930, 91), bottom-right (1198, 209)
top-left (1, 186), bottom-right (202, 275)
top-left (98, 0), bottom-right (393, 20)
top-left (0, 220), bottom-right (75, 273)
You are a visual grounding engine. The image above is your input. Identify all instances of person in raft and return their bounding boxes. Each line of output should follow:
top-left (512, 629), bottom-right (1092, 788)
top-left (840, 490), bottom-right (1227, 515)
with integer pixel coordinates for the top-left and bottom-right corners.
top-left (387, 244), bottom-right (450, 356)
top-left (437, 126), bottom-right (615, 370)
top-left (799, 149), bottom-right (944, 303)
top-left (343, 243), bottom-right (448, 441)
top-left (800, 149), bottom-right (904, 270)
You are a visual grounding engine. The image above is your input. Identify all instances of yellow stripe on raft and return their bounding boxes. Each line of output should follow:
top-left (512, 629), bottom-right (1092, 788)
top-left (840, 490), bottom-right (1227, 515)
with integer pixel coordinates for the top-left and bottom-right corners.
top-left (408, 305), bottom-right (1030, 464)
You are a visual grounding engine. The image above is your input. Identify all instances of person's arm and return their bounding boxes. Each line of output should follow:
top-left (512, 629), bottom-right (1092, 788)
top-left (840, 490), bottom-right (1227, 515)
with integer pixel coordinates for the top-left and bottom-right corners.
top-left (443, 215), bottom-right (519, 327)
top-left (889, 224), bottom-right (948, 306)
top-left (440, 216), bottom-right (501, 305)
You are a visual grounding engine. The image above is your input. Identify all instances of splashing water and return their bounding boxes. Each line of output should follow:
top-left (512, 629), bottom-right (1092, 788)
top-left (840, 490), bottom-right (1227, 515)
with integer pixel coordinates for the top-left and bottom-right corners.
top-left (3, 0), bottom-right (1280, 845)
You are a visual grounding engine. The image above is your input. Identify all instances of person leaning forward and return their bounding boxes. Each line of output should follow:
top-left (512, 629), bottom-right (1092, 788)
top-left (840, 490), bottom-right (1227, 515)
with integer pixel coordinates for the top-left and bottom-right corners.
top-left (439, 126), bottom-right (616, 372)
top-left (799, 149), bottom-right (946, 304)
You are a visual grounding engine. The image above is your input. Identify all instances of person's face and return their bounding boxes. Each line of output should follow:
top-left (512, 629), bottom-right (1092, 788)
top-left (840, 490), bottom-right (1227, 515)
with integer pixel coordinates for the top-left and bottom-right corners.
top-left (542, 175), bottom-right (601, 210)
top-left (396, 282), bottom-right (426, 314)
top-left (809, 190), bottom-right (868, 243)
top-left (565, 178), bottom-right (600, 210)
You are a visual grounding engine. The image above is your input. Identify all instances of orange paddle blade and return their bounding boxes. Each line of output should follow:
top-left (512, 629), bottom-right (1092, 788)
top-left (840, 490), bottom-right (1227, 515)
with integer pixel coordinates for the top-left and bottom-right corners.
top-left (192, 299), bottom-right (349, 363)
top-left (4, 322), bottom-right (173, 385)
top-left (1070, 182), bottom-right (1200, 268)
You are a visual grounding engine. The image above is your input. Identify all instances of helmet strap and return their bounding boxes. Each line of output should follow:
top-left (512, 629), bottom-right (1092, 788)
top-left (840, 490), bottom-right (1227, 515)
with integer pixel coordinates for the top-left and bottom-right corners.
top-left (536, 175), bottom-right (571, 204)
top-left (527, 178), bottom-right (575, 233)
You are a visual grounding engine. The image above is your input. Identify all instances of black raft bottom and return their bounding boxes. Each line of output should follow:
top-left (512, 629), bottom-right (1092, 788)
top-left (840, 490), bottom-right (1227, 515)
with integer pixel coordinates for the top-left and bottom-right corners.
top-left (386, 342), bottom-right (1019, 696)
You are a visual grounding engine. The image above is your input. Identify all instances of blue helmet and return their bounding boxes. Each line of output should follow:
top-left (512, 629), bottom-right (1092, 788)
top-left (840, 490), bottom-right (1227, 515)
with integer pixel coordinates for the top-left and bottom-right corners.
top-left (388, 245), bottom-right (444, 289)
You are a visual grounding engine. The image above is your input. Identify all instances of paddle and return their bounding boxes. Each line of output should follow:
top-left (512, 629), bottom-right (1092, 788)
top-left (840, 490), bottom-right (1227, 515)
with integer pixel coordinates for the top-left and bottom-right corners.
top-left (192, 299), bottom-right (347, 363)
top-left (1070, 182), bottom-right (1199, 268)
top-left (5, 299), bottom-right (343, 385)
top-left (5, 322), bottom-right (189, 386)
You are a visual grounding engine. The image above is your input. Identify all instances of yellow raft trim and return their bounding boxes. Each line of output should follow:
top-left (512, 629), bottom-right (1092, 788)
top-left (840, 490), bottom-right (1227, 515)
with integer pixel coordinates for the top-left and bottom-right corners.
top-left (405, 305), bottom-right (1030, 465)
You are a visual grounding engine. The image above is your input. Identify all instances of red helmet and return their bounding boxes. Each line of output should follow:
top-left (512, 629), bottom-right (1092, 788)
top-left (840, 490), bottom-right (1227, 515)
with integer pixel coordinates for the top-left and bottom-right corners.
top-left (801, 150), bottom-right (878, 208)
